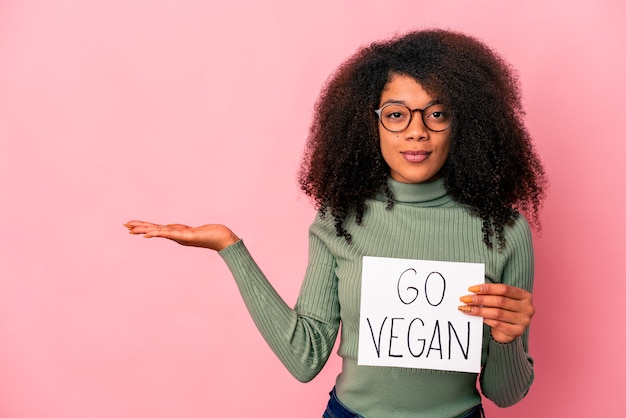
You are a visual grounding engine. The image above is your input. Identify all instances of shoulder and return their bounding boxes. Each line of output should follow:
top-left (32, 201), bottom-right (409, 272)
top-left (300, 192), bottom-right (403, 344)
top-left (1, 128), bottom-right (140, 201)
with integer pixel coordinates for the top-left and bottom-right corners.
top-left (498, 213), bottom-right (534, 268)
top-left (506, 214), bottom-right (533, 246)
top-left (308, 211), bottom-right (339, 241)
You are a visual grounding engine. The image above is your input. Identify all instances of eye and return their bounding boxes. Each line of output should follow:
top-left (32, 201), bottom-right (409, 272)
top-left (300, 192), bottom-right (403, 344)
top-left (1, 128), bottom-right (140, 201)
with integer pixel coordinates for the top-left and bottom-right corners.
top-left (387, 111), bottom-right (405, 120)
top-left (425, 105), bottom-right (450, 123)
top-left (382, 105), bottom-right (410, 122)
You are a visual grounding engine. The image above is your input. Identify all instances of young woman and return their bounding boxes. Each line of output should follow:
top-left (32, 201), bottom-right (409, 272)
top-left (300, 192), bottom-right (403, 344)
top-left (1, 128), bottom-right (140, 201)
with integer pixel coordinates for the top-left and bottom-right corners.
top-left (126, 29), bottom-right (546, 417)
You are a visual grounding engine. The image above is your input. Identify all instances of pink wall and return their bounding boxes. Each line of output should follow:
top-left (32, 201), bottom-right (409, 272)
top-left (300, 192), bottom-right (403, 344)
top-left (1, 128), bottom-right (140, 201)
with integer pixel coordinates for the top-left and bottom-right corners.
top-left (1, 1), bottom-right (624, 416)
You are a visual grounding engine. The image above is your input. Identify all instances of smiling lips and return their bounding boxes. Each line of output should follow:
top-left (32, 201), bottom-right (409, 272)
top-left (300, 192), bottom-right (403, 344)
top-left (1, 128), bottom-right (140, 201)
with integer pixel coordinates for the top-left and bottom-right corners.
top-left (401, 150), bottom-right (431, 163)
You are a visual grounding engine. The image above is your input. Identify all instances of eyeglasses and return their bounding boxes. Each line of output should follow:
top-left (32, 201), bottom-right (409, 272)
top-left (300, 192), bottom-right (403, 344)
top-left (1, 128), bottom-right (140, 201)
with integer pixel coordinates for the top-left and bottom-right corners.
top-left (374, 102), bottom-right (452, 133)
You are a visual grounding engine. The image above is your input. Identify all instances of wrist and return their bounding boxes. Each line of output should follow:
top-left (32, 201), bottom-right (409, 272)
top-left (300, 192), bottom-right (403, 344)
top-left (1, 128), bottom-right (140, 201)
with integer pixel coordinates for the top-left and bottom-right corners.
top-left (217, 232), bottom-right (239, 251)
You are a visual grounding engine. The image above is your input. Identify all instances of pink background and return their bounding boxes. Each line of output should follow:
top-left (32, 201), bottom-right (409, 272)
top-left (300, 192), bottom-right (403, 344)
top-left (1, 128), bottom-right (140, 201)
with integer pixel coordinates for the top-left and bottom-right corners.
top-left (1, 1), bottom-right (624, 417)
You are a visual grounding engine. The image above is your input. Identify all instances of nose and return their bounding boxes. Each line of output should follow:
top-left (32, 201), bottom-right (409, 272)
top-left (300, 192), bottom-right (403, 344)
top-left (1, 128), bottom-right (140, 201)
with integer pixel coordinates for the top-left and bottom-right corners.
top-left (404, 110), bottom-right (429, 141)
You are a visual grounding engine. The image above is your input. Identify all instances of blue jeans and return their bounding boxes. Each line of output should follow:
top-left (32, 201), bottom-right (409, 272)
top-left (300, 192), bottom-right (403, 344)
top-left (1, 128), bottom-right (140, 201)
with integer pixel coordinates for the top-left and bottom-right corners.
top-left (322, 388), bottom-right (363, 418)
top-left (322, 387), bottom-right (484, 418)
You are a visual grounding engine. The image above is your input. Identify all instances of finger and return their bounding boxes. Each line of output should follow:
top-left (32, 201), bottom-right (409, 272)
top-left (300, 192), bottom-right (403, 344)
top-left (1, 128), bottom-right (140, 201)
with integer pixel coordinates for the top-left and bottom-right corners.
top-left (145, 226), bottom-right (199, 246)
top-left (484, 317), bottom-right (525, 333)
top-left (459, 307), bottom-right (533, 338)
top-left (457, 306), bottom-right (527, 343)
top-left (460, 294), bottom-right (531, 312)
top-left (468, 283), bottom-right (530, 300)
top-left (144, 224), bottom-right (175, 239)
top-left (125, 220), bottom-right (162, 231)
top-left (459, 305), bottom-right (521, 323)
top-left (126, 223), bottom-right (165, 235)
top-left (125, 220), bottom-right (158, 228)
top-left (165, 223), bottom-right (190, 231)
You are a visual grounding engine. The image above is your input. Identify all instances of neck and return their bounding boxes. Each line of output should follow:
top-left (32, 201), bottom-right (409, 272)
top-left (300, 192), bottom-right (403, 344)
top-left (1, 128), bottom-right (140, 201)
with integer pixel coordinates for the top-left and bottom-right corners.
top-left (379, 177), bottom-right (454, 207)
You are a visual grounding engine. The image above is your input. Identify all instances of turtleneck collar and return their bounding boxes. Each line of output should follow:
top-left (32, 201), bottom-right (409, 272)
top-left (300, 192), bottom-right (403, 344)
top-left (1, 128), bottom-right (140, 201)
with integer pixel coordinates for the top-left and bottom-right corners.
top-left (376, 177), bottom-right (455, 207)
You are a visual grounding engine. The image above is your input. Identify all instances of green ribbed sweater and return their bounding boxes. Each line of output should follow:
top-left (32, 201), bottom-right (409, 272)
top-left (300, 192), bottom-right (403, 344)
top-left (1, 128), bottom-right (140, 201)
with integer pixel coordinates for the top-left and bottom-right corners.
top-left (219, 178), bottom-right (534, 417)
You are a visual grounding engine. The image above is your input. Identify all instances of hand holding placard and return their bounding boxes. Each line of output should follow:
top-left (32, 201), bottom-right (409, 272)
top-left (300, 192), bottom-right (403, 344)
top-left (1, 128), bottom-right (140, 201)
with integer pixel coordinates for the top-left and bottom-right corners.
top-left (358, 256), bottom-right (484, 373)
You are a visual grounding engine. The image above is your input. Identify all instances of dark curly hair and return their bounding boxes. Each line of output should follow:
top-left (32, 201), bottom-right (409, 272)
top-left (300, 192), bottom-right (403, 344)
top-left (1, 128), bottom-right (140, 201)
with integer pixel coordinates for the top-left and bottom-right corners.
top-left (299, 29), bottom-right (547, 249)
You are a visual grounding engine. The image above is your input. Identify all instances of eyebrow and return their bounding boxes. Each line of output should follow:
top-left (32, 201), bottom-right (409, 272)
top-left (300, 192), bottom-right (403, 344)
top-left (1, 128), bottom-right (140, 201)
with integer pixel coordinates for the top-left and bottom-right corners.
top-left (379, 99), bottom-right (438, 108)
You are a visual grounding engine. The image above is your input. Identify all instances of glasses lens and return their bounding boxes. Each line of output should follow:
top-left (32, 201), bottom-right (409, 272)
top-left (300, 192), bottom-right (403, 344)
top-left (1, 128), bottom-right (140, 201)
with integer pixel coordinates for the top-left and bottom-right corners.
top-left (422, 103), bottom-right (452, 132)
top-left (379, 104), bottom-right (412, 132)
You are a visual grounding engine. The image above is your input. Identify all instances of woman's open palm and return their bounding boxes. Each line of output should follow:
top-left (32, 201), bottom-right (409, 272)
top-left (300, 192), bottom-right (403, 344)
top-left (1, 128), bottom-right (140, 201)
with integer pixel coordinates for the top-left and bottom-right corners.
top-left (125, 221), bottom-right (239, 251)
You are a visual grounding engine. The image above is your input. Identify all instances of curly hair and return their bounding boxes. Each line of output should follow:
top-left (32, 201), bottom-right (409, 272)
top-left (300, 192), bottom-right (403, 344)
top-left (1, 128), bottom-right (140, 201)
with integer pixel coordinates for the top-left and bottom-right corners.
top-left (299, 29), bottom-right (547, 249)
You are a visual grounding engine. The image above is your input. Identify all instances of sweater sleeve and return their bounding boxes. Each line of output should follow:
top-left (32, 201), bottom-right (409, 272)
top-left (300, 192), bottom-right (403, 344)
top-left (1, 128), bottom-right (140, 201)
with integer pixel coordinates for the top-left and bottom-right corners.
top-left (479, 216), bottom-right (535, 407)
top-left (218, 221), bottom-right (340, 383)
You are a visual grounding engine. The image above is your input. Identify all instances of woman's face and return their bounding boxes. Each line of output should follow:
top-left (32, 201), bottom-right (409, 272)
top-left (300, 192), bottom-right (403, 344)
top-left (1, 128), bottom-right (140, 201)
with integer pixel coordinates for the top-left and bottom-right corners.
top-left (378, 74), bottom-right (451, 184)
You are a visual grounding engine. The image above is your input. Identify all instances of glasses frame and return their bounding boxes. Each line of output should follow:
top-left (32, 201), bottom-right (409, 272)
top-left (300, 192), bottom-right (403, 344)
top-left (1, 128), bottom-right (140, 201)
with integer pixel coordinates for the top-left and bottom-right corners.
top-left (374, 102), bottom-right (452, 133)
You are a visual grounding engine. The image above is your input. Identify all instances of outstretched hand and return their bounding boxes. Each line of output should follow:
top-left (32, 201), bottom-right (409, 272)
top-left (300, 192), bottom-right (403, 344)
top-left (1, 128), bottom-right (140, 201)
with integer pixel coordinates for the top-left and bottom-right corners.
top-left (458, 284), bottom-right (534, 344)
top-left (124, 220), bottom-right (239, 252)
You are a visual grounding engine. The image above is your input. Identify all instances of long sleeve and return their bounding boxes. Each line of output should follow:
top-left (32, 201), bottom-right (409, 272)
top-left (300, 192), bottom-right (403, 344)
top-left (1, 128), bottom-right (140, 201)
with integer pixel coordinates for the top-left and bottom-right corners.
top-left (215, 178), bottom-right (538, 417)
top-left (218, 229), bottom-right (340, 382)
top-left (479, 216), bottom-right (535, 406)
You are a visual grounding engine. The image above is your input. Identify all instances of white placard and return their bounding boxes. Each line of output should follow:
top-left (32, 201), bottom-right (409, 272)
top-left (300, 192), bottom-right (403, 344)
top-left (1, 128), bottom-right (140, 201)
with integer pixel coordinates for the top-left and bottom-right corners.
top-left (358, 256), bottom-right (484, 373)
